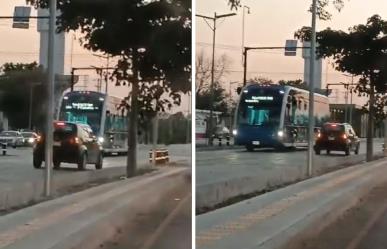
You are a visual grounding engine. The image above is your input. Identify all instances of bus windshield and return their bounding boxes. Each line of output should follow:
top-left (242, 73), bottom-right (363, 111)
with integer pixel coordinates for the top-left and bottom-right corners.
top-left (59, 92), bottom-right (104, 134)
top-left (237, 87), bottom-right (283, 127)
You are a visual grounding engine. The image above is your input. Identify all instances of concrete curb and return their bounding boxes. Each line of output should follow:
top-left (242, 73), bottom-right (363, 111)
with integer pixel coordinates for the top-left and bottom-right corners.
top-left (196, 145), bottom-right (242, 152)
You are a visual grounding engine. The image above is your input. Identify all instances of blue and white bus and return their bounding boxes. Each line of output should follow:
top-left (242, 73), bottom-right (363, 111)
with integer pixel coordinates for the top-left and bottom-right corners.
top-left (233, 84), bottom-right (330, 151)
top-left (58, 91), bottom-right (128, 155)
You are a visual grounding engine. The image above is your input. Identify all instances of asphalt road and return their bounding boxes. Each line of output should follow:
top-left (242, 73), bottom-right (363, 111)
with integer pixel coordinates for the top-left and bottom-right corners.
top-left (197, 139), bottom-right (383, 186)
top-left (196, 139), bottom-right (385, 209)
top-left (97, 170), bottom-right (191, 249)
top-left (0, 144), bottom-right (190, 188)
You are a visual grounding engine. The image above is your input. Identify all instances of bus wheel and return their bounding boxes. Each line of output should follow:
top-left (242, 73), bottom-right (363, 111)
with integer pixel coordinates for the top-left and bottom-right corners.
top-left (95, 153), bottom-right (103, 170)
top-left (246, 145), bottom-right (254, 152)
top-left (78, 153), bottom-right (87, 170)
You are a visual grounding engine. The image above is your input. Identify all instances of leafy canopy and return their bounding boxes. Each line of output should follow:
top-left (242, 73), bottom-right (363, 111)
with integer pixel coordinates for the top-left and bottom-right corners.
top-left (0, 62), bottom-right (45, 129)
top-left (27, 0), bottom-right (191, 113)
top-left (227, 0), bottom-right (347, 20)
top-left (295, 15), bottom-right (387, 93)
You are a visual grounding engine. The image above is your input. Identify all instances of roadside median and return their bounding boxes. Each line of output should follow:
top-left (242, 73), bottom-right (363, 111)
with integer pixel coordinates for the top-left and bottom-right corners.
top-left (0, 160), bottom-right (187, 213)
top-left (0, 167), bottom-right (190, 249)
top-left (197, 152), bottom-right (384, 212)
top-left (197, 157), bottom-right (387, 249)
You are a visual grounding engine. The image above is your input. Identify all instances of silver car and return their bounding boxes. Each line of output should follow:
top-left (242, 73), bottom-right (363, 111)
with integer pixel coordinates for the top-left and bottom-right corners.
top-left (0, 131), bottom-right (25, 148)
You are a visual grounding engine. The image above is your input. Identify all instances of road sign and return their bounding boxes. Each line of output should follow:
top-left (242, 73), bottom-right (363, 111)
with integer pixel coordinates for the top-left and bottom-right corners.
top-left (13, 6), bottom-right (31, 29)
top-left (285, 40), bottom-right (298, 56)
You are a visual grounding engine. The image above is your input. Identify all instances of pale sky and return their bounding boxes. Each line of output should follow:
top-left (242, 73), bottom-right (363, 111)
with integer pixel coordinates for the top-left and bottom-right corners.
top-left (196, 0), bottom-right (387, 105)
top-left (0, 0), bottom-right (190, 114)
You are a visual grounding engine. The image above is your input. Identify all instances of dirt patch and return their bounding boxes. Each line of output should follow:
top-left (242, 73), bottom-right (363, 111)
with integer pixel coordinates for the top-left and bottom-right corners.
top-left (284, 180), bottom-right (387, 249)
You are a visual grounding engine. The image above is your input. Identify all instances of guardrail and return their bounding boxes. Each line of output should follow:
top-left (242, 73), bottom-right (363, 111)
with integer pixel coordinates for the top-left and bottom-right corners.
top-left (212, 135), bottom-right (231, 146)
top-left (149, 149), bottom-right (169, 165)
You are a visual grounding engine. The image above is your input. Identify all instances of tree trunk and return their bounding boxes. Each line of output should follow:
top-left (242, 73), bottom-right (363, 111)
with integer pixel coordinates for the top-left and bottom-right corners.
top-left (366, 83), bottom-right (375, 162)
top-left (126, 55), bottom-right (139, 177)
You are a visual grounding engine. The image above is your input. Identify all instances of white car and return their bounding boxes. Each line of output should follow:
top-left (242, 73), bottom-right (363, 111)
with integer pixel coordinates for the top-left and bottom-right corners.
top-left (0, 131), bottom-right (25, 148)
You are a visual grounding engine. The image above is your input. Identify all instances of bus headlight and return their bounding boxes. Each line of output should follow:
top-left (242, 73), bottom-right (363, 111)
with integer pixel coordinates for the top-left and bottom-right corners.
top-left (98, 137), bottom-right (104, 143)
top-left (232, 129), bottom-right (237, 136)
top-left (28, 138), bottom-right (34, 143)
top-left (277, 131), bottom-right (284, 137)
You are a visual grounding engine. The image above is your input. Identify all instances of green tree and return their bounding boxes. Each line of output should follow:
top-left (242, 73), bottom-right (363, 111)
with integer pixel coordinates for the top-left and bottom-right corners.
top-left (227, 0), bottom-right (347, 20)
top-left (27, 0), bottom-right (191, 176)
top-left (196, 81), bottom-right (229, 113)
top-left (195, 51), bottom-right (232, 114)
top-left (248, 77), bottom-right (273, 85)
top-left (295, 15), bottom-right (387, 161)
top-left (0, 62), bottom-right (46, 130)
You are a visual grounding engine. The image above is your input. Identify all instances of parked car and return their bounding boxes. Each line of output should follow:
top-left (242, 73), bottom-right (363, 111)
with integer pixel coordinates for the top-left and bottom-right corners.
top-left (0, 131), bottom-right (24, 148)
top-left (33, 121), bottom-right (104, 170)
top-left (314, 122), bottom-right (360, 156)
top-left (21, 132), bottom-right (39, 146)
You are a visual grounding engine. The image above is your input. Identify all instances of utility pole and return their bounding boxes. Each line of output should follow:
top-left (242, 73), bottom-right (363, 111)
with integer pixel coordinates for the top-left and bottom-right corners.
top-left (196, 12), bottom-right (236, 146)
top-left (243, 48), bottom-right (248, 86)
top-left (93, 54), bottom-right (111, 94)
top-left (307, 0), bottom-right (318, 177)
top-left (349, 76), bottom-right (354, 124)
top-left (28, 85), bottom-right (33, 130)
top-left (45, 0), bottom-right (57, 196)
top-left (241, 6), bottom-right (250, 64)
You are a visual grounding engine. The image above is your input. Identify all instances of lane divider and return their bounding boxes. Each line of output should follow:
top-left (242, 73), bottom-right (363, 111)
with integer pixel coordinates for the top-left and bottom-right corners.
top-left (197, 161), bottom-right (387, 247)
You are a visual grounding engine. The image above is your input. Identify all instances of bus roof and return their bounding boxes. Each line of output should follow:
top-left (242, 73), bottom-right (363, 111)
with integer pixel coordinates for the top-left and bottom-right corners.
top-left (242, 84), bottom-right (328, 98)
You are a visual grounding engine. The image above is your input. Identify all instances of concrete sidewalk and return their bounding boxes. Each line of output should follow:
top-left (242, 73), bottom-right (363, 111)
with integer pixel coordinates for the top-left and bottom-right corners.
top-left (197, 158), bottom-right (387, 249)
top-left (0, 167), bottom-right (189, 249)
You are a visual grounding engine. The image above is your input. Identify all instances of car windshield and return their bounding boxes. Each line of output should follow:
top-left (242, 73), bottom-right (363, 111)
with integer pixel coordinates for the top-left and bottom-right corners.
top-left (21, 132), bottom-right (34, 138)
top-left (0, 131), bottom-right (17, 137)
top-left (237, 88), bottom-right (283, 127)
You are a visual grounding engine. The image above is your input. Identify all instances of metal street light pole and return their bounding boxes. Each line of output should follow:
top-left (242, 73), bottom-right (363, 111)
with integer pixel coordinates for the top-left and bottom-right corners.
top-left (196, 12), bottom-right (236, 146)
top-left (209, 12), bottom-right (217, 146)
top-left (242, 6), bottom-right (250, 64)
top-left (28, 82), bottom-right (41, 130)
top-left (44, 0), bottom-right (57, 196)
top-left (28, 85), bottom-right (33, 130)
top-left (307, 0), bottom-right (318, 177)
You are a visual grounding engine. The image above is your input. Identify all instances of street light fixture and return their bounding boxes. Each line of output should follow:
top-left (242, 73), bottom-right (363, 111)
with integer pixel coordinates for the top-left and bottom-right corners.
top-left (196, 12), bottom-right (236, 146)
